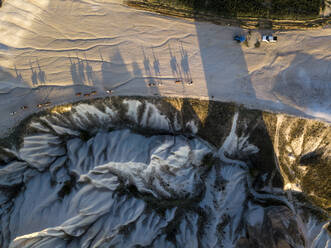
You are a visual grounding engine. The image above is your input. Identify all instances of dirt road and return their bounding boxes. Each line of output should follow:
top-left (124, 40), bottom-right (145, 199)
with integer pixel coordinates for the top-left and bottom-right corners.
top-left (0, 0), bottom-right (330, 135)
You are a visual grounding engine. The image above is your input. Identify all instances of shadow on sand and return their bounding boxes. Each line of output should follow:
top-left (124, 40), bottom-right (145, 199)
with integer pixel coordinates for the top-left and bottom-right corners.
top-left (271, 52), bottom-right (331, 119)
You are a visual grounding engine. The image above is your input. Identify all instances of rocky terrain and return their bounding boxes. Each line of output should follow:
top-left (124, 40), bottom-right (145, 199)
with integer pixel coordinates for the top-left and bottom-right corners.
top-left (0, 0), bottom-right (330, 247)
top-left (0, 97), bottom-right (329, 248)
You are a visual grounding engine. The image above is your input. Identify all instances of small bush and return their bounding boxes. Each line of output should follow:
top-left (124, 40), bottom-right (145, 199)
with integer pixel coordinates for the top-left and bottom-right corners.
top-left (79, 130), bottom-right (91, 141)
top-left (201, 153), bottom-right (218, 169)
top-left (58, 176), bottom-right (76, 198)
top-left (58, 181), bottom-right (73, 198)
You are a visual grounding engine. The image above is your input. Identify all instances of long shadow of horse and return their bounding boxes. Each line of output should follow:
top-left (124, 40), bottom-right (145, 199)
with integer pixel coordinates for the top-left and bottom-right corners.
top-left (179, 41), bottom-right (192, 83)
top-left (168, 43), bottom-right (182, 82)
top-left (30, 61), bottom-right (38, 87)
top-left (69, 56), bottom-right (83, 86)
top-left (36, 59), bottom-right (46, 84)
top-left (140, 47), bottom-right (161, 95)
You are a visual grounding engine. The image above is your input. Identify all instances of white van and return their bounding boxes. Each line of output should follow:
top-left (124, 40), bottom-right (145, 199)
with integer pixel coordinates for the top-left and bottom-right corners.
top-left (262, 35), bottom-right (278, 42)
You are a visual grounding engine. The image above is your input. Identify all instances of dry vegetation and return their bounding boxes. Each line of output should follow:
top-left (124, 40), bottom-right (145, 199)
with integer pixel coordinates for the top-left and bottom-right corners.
top-left (154, 0), bottom-right (324, 18)
top-left (126, 0), bottom-right (331, 29)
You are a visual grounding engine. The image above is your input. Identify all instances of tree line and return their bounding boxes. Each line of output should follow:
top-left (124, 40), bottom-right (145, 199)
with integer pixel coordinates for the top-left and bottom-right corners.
top-left (166, 0), bottom-right (324, 18)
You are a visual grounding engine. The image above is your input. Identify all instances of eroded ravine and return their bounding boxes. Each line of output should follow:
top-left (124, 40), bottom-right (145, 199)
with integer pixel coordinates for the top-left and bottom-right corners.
top-left (0, 97), bottom-right (330, 248)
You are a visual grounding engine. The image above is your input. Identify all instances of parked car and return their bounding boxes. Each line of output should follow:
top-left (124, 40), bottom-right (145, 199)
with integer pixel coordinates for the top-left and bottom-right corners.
top-left (91, 90), bottom-right (97, 95)
top-left (21, 106), bottom-right (28, 110)
top-left (10, 111), bottom-right (16, 116)
top-left (262, 35), bottom-right (277, 42)
top-left (106, 90), bottom-right (113, 94)
top-left (75, 92), bottom-right (82, 96)
top-left (233, 35), bottom-right (246, 43)
top-left (83, 93), bottom-right (90, 97)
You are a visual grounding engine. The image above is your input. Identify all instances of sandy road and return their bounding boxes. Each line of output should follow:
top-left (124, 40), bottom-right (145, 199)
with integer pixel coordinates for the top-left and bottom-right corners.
top-left (0, 0), bottom-right (330, 136)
